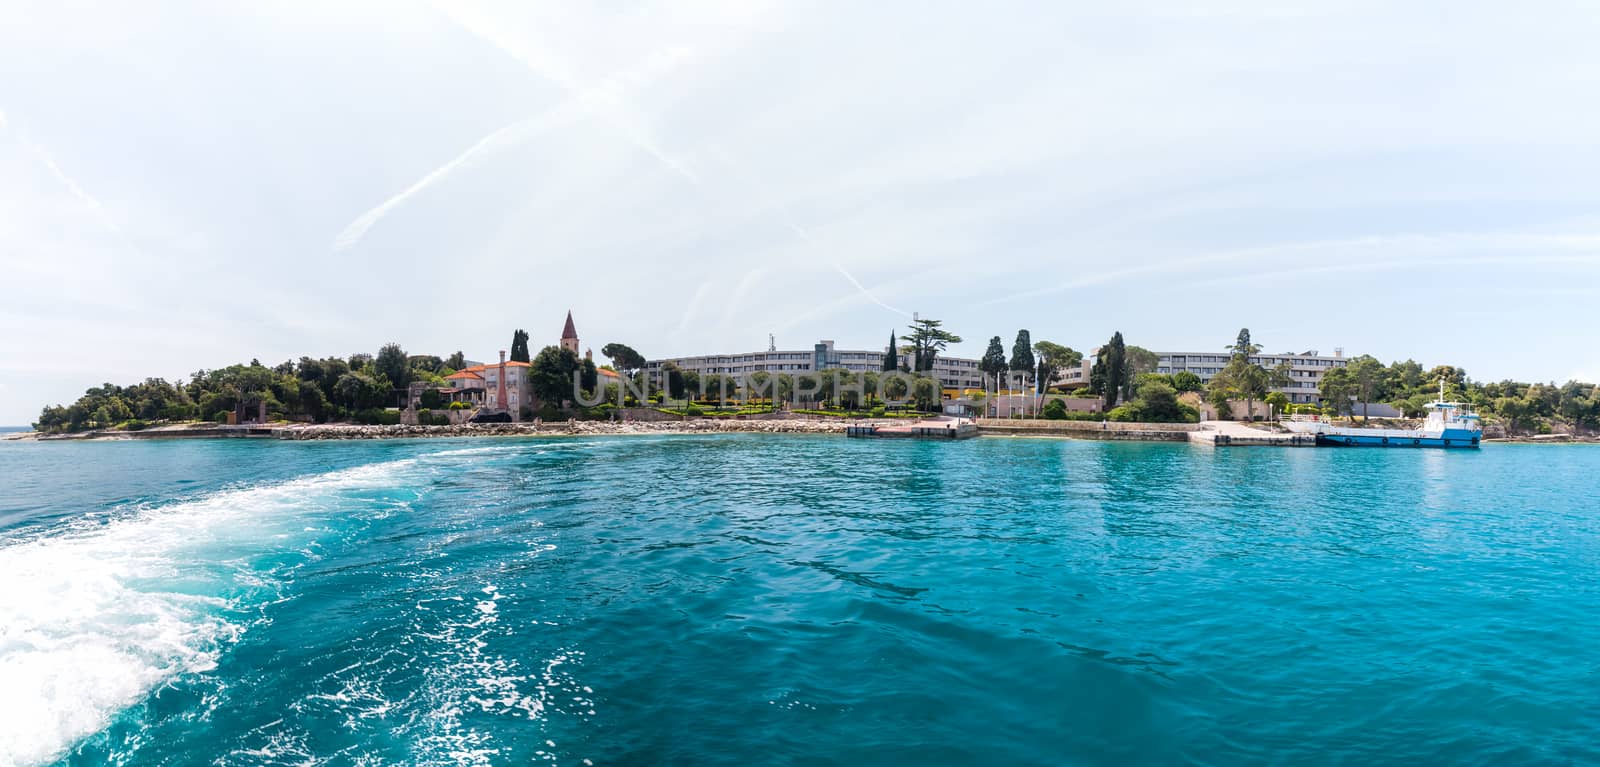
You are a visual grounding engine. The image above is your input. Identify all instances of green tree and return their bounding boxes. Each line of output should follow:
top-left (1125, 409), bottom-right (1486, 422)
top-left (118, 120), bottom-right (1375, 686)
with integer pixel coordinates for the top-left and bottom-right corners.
top-left (375, 343), bottom-right (411, 389)
top-left (658, 362), bottom-right (685, 400)
top-left (1391, 359), bottom-right (1424, 393)
top-left (911, 375), bottom-right (941, 412)
top-left (601, 343), bottom-right (646, 377)
top-left (446, 351), bottom-right (467, 370)
top-left (334, 372), bottom-right (390, 410)
top-left (1111, 380), bottom-right (1199, 423)
top-left (979, 336), bottom-right (1008, 389)
top-left (315, 357), bottom-right (350, 404)
top-left (296, 357), bottom-right (326, 383)
top-left (1319, 366), bottom-right (1356, 417)
top-left (814, 368), bottom-right (847, 408)
top-left (1345, 355), bottom-right (1390, 420)
top-left (881, 330), bottom-right (899, 372)
top-left (1102, 332), bottom-right (1127, 410)
top-left (1171, 370), bottom-right (1203, 392)
top-left (1557, 381), bottom-right (1598, 428)
top-left (1426, 365), bottom-right (1468, 390)
top-left (1231, 328), bottom-right (1257, 358)
top-left (1496, 396), bottom-right (1532, 435)
top-left (1394, 393), bottom-right (1432, 418)
top-left (900, 318), bottom-right (962, 373)
top-left (1009, 330), bottom-right (1035, 384)
top-left (580, 356), bottom-right (599, 395)
top-left (529, 346), bottom-right (580, 409)
top-left (1034, 342), bottom-right (1076, 394)
top-left (1033, 341), bottom-right (1081, 395)
top-left (1209, 328), bottom-right (1267, 420)
top-left (1121, 346), bottom-right (1159, 401)
top-left (1210, 363), bottom-right (1268, 420)
top-left (510, 330), bottom-right (530, 363)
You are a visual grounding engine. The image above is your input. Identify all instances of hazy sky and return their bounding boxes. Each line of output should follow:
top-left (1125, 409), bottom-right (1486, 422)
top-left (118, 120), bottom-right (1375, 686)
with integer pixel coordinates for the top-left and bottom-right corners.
top-left (3, 1), bottom-right (1599, 424)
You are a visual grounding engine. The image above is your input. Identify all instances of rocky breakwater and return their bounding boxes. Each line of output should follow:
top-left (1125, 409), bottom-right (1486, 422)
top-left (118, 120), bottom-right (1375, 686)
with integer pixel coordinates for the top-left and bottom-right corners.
top-left (274, 418), bottom-right (850, 440)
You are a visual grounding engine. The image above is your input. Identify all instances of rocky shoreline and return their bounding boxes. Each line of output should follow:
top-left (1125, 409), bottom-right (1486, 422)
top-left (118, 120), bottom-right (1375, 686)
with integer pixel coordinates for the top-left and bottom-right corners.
top-left (279, 419), bottom-right (850, 440)
top-left (4, 418), bottom-right (853, 442)
top-left (7, 419), bottom-right (1597, 444)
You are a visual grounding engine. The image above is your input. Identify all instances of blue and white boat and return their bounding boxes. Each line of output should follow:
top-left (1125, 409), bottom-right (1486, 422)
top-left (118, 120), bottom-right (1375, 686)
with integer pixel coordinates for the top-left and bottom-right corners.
top-left (1287, 381), bottom-right (1483, 449)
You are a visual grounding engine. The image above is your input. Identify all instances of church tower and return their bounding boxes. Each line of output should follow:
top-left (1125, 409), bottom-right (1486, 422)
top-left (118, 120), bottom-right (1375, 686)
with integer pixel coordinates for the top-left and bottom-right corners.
top-left (560, 311), bottom-right (580, 354)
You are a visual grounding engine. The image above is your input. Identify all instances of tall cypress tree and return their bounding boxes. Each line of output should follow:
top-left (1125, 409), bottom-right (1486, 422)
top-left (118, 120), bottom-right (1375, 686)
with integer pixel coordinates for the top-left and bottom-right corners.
top-left (979, 336), bottom-right (1008, 388)
top-left (510, 329), bottom-right (530, 363)
top-left (1103, 331), bottom-right (1127, 410)
top-left (1010, 330), bottom-right (1035, 376)
top-left (882, 330), bottom-right (899, 372)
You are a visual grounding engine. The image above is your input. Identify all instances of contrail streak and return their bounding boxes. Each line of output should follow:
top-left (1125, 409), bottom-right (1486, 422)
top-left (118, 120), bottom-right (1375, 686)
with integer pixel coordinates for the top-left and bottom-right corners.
top-left (975, 232), bottom-right (1600, 306)
top-left (333, 11), bottom-right (698, 251)
top-left (3, 111), bottom-right (121, 235)
top-left (333, 115), bottom-right (559, 251)
top-left (782, 218), bottom-right (911, 317)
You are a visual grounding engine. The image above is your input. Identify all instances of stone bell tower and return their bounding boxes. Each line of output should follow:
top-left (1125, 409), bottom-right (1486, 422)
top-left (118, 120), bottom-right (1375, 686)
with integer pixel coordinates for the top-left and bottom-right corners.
top-left (560, 311), bottom-right (579, 354)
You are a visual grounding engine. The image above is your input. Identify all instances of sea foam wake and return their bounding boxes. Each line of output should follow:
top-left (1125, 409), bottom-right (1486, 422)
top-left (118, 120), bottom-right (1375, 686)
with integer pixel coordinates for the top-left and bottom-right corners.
top-left (0, 460), bottom-right (416, 766)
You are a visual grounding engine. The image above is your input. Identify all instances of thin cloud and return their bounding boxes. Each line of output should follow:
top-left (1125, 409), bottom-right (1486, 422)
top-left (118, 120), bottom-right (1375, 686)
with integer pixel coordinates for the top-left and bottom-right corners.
top-left (333, 115), bottom-right (553, 251)
top-left (332, 17), bottom-right (698, 252)
top-left (4, 116), bottom-right (121, 236)
top-left (1183, 253), bottom-right (1600, 290)
top-left (426, 9), bottom-right (906, 322)
top-left (783, 218), bottom-right (911, 318)
top-left (703, 144), bottom-right (911, 318)
top-left (977, 232), bottom-right (1600, 306)
top-left (431, 3), bottom-right (700, 185)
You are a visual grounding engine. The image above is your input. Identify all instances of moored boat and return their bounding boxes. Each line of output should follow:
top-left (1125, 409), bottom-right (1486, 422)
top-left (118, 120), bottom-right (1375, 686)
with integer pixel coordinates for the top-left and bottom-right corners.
top-left (1286, 380), bottom-right (1482, 449)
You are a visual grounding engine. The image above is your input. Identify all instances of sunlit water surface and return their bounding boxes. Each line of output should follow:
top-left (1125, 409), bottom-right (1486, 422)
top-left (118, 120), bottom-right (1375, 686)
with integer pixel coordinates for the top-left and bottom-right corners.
top-left (0, 435), bottom-right (1596, 765)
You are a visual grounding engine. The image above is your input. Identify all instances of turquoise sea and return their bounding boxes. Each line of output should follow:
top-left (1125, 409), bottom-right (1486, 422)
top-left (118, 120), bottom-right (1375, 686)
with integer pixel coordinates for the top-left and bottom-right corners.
top-left (0, 435), bottom-right (1596, 766)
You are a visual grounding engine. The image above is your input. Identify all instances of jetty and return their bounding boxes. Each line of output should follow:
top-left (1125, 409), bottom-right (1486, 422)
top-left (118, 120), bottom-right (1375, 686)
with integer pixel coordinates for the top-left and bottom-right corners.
top-left (974, 418), bottom-right (1194, 442)
top-left (1188, 421), bottom-right (1316, 447)
top-left (847, 417), bottom-right (979, 440)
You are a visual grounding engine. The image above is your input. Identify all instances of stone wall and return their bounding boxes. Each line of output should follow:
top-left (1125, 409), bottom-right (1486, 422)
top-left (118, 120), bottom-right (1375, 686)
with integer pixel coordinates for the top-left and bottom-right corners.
top-left (975, 418), bottom-right (1201, 432)
top-left (975, 418), bottom-right (1195, 441)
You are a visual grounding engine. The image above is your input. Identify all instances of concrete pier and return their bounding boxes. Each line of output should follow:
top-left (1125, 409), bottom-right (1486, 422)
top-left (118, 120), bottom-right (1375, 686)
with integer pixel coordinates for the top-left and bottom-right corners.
top-left (1188, 422), bottom-right (1316, 447)
top-left (847, 418), bottom-right (979, 440)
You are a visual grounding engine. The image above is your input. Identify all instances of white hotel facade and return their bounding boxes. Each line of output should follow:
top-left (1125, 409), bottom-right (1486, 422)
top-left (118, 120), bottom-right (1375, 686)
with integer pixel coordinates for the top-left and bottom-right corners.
top-left (646, 340), bottom-right (984, 391)
top-left (1058, 349), bottom-right (1348, 404)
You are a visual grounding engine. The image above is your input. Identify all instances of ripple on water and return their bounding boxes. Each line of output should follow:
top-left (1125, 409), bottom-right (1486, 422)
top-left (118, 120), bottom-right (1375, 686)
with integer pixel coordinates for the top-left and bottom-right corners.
top-left (4, 436), bottom-right (1598, 766)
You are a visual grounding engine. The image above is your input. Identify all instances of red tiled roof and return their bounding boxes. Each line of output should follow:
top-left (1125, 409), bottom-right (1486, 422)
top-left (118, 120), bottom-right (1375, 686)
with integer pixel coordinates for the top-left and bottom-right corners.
top-left (598, 368), bottom-right (621, 378)
top-left (445, 370), bottom-right (484, 380)
top-left (457, 362), bottom-right (531, 374)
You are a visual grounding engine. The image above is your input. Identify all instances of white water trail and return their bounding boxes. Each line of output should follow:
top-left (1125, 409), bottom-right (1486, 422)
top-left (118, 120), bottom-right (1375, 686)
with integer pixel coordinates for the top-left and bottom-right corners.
top-left (0, 459), bottom-right (418, 766)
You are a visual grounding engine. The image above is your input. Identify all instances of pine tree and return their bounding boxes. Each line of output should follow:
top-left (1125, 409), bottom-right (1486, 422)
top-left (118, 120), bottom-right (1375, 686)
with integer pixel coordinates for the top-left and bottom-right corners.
top-left (899, 318), bottom-right (962, 373)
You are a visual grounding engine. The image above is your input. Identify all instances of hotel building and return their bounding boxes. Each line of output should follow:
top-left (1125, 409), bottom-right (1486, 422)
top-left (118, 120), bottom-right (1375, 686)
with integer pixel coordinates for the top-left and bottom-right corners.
top-left (646, 340), bottom-right (984, 391)
top-left (1057, 349), bottom-right (1347, 404)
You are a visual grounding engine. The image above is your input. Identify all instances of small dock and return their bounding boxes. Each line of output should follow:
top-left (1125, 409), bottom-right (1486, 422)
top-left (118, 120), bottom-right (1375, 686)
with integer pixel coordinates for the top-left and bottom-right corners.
top-left (847, 418), bottom-right (979, 440)
top-left (1189, 422), bottom-right (1317, 447)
